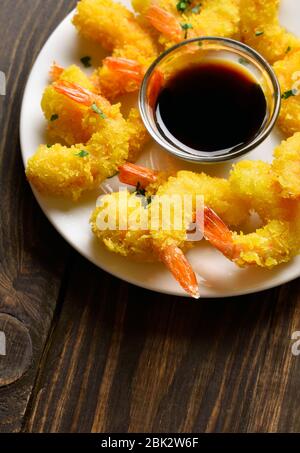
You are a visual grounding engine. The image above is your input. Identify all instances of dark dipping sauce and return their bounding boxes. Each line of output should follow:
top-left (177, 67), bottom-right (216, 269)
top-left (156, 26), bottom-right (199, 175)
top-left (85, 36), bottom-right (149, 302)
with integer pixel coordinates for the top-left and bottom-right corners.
top-left (154, 60), bottom-right (267, 155)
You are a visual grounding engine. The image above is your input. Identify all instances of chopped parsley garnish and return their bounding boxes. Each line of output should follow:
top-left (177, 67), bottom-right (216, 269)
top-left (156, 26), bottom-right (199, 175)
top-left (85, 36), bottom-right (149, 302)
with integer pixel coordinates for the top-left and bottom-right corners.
top-left (281, 89), bottom-right (297, 99)
top-left (75, 150), bottom-right (89, 158)
top-left (198, 41), bottom-right (203, 47)
top-left (286, 46), bottom-right (291, 54)
top-left (255, 30), bottom-right (264, 36)
top-left (135, 182), bottom-right (146, 197)
top-left (50, 114), bottom-right (59, 122)
top-left (181, 23), bottom-right (193, 39)
top-left (238, 57), bottom-right (249, 65)
top-left (191, 3), bottom-right (201, 14)
top-left (80, 56), bottom-right (92, 68)
top-left (91, 103), bottom-right (107, 119)
top-left (46, 144), bottom-right (52, 148)
top-left (177, 1), bottom-right (190, 12)
top-left (135, 182), bottom-right (151, 205)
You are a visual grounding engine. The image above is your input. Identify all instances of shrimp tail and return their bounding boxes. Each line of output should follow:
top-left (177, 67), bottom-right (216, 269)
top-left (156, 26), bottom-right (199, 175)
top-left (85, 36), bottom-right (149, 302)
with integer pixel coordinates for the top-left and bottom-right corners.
top-left (53, 80), bottom-right (94, 106)
top-left (199, 206), bottom-right (240, 260)
top-left (118, 162), bottom-right (158, 188)
top-left (159, 244), bottom-right (200, 299)
top-left (50, 63), bottom-right (65, 81)
top-left (103, 57), bottom-right (145, 82)
top-left (146, 5), bottom-right (182, 42)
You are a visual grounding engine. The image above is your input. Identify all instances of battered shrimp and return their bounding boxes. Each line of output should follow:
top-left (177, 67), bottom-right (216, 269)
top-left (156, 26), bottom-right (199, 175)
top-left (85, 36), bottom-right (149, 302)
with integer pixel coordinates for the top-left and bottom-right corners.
top-left (73, 0), bottom-right (159, 98)
top-left (42, 65), bottom-right (148, 153)
top-left (139, 0), bottom-right (240, 49)
top-left (273, 50), bottom-right (300, 136)
top-left (41, 64), bottom-right (119, 145)
top-left (91, 142), bottom-right (300, 296)
top-left (27, 80), bottom-right (148, 200)
top-left (91, 162), bottom-right (249, 297)
top-left (272, 132), bottom-right (300, 200)
top-left (204, 159), bottom-right (300, 267)
top-left (26, 116), bottom-right (130, 200)
top-left (240, 0), bottom-right (300, 64)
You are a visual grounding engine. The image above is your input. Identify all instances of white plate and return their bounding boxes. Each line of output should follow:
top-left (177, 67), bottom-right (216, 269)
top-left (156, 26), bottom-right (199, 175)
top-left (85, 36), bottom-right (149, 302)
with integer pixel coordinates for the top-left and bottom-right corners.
top-left (20, 0), bottom-right (300, 298)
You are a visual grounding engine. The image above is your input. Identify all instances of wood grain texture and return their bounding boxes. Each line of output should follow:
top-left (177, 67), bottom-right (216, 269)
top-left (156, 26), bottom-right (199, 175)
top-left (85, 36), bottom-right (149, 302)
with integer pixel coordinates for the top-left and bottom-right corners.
top-left (25, 254), bottom-right (300, 433)
top-left (1, 0), bottom-right (300, 434)
top-left (0, 314), bottom-right (32, 386)
top-left (0, 0), bottom-right (76, 432)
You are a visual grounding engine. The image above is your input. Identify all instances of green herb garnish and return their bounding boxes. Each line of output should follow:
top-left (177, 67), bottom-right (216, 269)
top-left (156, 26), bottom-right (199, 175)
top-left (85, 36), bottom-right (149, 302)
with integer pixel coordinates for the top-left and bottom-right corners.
top-left (198, 41), bottom-right (203, 47)
top-left (281, 89), bottom-right (297, 99)
top-left (75, 150), bottom-right (89, 158)
top-left (177, 1), bottom-right (189, 12)
top-left (191, 3), bottom-right (201, 14)
top-left (286, 46), bottom-right (291, 54)
top-left (238, 57), bottom-right (249, 65)
top-left (80, 56), bottom-right (92, 68)
top-left (255, 30), bottom-right (264, 36)
top-left (50, 114), bottom-right (59, 122)
top-left (135, 182), bottom-right (152, 205)
top-left (46, 144), bottom-right (52, 148)
top-left (181, 23), bottom-right (193, 39)
top-left (91, 103), bottom-right (107, 119)
top-left (135, 182), bottom-right (146, 197)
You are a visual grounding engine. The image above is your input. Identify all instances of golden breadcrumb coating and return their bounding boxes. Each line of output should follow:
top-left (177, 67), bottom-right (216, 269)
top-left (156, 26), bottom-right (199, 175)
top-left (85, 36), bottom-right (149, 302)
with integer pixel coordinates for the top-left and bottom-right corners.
top-left (73, 0), bottom-right (158, 98)
top-left (41, 65), bottom-right (116, 145)
top-left (91, 192), bottom-right (154, 261)
top-left (273, 132), bottom-right (300, 199)
top-left (135, 0), bottom-right (240, 49)
top-left (240, 0), bottom-right (300, 64)
top-left (26, 116), bottom-right (130, 200)
top-left (273, 50), bottom-right (300, 136)
top-left (126, 108), bottom-right (150, 162)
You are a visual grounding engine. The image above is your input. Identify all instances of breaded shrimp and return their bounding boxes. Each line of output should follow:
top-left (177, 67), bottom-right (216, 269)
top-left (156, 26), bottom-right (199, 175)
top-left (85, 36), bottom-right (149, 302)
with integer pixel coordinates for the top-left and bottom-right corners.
top-left (41, 64), bottom-right (108, 145)
top-left (240, 0), bottom-right (300, 64)
top-left (91, 142), bottom-right (300, 296)
top-left (273, 50), bottom-right (300, 136)
top-left (141, 0), bottom-right (240, 49)
top-left (42, 66), bottom-right (148, 151)
top-left (91, 162), bottom-right (249, 297)
top-left (203, 207), bottom-right (299, 268)
top-left (26, 116), bottom-right (130, 200)
top-left (272, 132), bottom-right (300, 200)
top-left (27, 80), bottom-right (149, 200)
top-left (220, 159), bottom-right (300, 267)
top-left (73, 0), bottom-right (159, 98)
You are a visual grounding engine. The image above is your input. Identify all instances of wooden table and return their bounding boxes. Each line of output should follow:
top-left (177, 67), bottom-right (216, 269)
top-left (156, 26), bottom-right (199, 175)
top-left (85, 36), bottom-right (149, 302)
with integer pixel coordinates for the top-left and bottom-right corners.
top-left (1, 0), bottom-right (300, 433)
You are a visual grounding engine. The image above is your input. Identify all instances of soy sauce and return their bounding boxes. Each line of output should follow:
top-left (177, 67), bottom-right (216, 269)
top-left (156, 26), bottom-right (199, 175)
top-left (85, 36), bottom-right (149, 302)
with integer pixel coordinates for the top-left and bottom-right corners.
top-left (155, 60), bottom-right (267, 155)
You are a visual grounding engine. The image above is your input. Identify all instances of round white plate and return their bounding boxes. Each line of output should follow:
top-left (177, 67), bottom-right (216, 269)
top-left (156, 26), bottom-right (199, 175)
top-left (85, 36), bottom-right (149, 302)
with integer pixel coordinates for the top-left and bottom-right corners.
top-left (20, 0), bottom-right (300, 298)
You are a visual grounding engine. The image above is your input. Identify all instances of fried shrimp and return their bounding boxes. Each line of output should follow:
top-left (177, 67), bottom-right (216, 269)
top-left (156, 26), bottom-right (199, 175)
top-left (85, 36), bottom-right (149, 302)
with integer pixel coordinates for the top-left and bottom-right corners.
top-left (42, 65), bottom-right (148, 150)
top-left (213, 159), bottom-right (300, 267)
top-left (91, 162), bottom-right (249, 297)
top-left (41, 65), bottom-right (118, 145)
top-left (91, 131), bottom-right (300, 297)
top-left (138, 0), bottom-right (240, 49)
top-left (73, 0), bottom-right (159, 98)
top-left (273, 49), bottom-right (300, 136)
top-left (272, 132), bottom-right (300, 199)
top-left (26, 116), bottom-right (130, 200)
top-left (240, 0), bottom-right (300, 64)
top-left (27, 79), bottom-right (149, 200)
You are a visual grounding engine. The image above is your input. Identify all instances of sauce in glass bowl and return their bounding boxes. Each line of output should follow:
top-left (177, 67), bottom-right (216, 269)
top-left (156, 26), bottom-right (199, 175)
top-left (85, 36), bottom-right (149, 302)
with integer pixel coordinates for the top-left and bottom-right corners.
top-left (154, 60), bottom-right (267, 156)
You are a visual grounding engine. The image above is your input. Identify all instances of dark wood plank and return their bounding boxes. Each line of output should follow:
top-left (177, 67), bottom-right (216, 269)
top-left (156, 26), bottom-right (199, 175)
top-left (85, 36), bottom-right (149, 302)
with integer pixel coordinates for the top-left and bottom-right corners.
top-left (0, 0), bottom-right (77, 432)
top-left (2, 0), bottom-right (300, 434)
top-left (24, 250), bottom-right (300, 433)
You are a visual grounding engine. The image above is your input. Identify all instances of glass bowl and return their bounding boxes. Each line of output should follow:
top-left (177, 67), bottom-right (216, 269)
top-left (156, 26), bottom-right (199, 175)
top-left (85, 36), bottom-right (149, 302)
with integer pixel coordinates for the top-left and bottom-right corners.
top-left (139, 37), bottom-right (281, 163)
